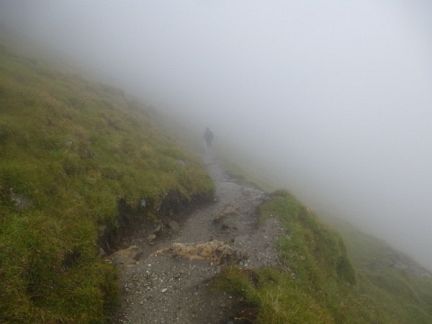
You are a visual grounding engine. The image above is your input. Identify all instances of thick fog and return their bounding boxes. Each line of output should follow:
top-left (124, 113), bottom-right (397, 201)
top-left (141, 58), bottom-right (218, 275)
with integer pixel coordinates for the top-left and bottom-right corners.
top-left (2, 0), bottom-right (432, 268)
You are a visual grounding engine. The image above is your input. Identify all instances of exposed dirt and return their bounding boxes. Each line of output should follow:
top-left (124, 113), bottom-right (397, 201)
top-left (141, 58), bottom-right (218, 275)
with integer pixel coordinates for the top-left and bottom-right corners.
top-left (112, 151), bottom-right (284, 323)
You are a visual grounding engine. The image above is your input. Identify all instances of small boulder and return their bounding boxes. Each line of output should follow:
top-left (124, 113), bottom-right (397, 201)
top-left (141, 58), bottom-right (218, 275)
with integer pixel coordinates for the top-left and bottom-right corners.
top-left (111, 245), bottom-right (142, 266)
top-left (168, 220), bottom-right (180, 232)
top-left (147, 234), bottom-right (157, 245)
top-left (140, 198), bottom-right (147, 208)
top-left (153, 223), bottom-right (163, 234)
top-left (213, 205), bottom-right (239, 232)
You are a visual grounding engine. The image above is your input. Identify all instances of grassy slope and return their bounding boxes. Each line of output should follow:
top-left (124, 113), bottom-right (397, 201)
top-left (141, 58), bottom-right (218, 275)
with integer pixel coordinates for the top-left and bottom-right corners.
top-left (324, 217), bottom-right (432, 324)
top-left (0, 47), bottom-right (213, 322)
top-left (215, 191), bottom-right (432, 323)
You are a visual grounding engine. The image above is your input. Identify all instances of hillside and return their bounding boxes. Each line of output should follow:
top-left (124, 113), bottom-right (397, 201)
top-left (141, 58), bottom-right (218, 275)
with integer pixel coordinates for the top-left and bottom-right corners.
top-left (0, 47), bottom-right (213, 322)
top-left (213, 191), bottom-right (432, 323)
top-left (1, 44), bottom-right (432, 324)
top-left (325, 217), bottom-right (432, 323)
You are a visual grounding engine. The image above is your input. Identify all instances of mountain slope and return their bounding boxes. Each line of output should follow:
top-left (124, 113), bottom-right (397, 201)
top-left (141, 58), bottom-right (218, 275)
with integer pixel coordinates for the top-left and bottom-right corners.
top-left (325, 217), bottom-right (432, 323)
top-left (213, 175), bottom-right (432, 323)
top-left (2, 43), bottom-right (432, 324)
top-left (0, 47), bottom-right (213, 323)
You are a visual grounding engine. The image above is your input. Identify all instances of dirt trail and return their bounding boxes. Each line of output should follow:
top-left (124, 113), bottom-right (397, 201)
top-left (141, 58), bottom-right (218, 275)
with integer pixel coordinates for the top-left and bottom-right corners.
top-left (113, 151), bottom-right (283, 323)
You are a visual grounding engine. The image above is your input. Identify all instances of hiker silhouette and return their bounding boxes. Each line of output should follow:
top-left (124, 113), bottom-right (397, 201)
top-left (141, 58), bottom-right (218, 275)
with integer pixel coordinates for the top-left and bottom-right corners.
top-left (204, 127), bottom-right (214, 148)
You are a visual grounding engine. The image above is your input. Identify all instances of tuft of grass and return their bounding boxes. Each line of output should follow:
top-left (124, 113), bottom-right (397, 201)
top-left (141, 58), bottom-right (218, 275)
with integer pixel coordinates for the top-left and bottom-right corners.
top-left (214, 267), bottom-right (334, 323)
top-left (0, 47), bottom-right (213, 322)
top-left (260, 191), bottom-right (356, 288)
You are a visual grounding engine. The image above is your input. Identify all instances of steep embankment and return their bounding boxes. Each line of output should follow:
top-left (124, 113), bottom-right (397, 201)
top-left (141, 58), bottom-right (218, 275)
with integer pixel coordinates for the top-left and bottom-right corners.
top-left (0, 47), bottom-right (213, 323)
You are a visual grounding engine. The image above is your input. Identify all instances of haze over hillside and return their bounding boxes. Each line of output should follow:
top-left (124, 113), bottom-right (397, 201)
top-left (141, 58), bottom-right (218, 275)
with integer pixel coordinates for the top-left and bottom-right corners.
top-left (1, 0), bottom-right (432, 272)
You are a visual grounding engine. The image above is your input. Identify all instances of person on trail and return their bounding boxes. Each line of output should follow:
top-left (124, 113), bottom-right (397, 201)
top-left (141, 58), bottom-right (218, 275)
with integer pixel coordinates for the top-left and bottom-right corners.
top-left (204, 127), bottom-right (214, 148)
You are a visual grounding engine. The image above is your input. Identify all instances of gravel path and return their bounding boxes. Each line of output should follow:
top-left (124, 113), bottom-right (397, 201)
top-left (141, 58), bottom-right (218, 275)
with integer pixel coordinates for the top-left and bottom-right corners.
top-left (113, 151), bottom-right (283, 324)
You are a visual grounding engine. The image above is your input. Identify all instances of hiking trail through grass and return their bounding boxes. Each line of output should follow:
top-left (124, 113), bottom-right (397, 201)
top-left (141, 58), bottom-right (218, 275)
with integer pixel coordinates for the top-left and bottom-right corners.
top-left (113, 151), bottom-right (283, 323)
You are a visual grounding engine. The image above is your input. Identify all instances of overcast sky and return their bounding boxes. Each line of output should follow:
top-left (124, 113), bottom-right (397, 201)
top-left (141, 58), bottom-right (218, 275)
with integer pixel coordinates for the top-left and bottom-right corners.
top-left (1, 0), bottom-right (432, 268)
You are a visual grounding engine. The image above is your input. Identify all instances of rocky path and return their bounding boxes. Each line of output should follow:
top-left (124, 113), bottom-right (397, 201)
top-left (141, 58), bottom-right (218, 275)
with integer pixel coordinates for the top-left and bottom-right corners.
top-left (112, 152), bottom-right (283, 324)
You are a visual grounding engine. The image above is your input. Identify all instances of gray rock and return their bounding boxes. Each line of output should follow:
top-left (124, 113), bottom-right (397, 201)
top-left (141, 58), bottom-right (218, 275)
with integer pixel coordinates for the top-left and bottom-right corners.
top-left (140, 198), bottom-right (147, 208)
top-left (111, 245), bottom-right (142, 266)
top-left (153, 223), bottom-right (163, 234)
top-left (147, 234), bottom-right (157, 244)
top-left (168, 220), bottom-right (180, 232)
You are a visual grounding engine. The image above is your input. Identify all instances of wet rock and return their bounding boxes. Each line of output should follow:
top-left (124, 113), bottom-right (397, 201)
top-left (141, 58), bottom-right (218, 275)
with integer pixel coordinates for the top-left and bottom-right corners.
top-left (140, 198), bottom-right (147, 208)
top-left (220, 204), bottom-right (238, 216)
top-left (147, 234), bottom-right (157, 245)
top-left (111, 245), bottom-right (143, 266)
top-left (168, 220), bottom-right (180, 232)
top-left (213, 205), bottom-right (239, 232)
top-left (153, 223), bottom-right (163, 235)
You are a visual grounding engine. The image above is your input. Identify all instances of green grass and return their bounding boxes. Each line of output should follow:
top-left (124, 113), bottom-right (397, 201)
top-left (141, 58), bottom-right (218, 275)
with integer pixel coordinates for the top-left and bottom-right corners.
top-left (324, 217), bottom-right (432, 324)
top-left (214, 191), bottom-right (432, 323)
top-left (0, 47), bottom-right (213, 323)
